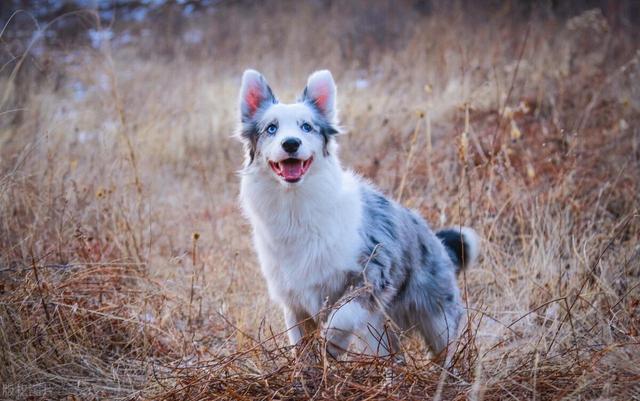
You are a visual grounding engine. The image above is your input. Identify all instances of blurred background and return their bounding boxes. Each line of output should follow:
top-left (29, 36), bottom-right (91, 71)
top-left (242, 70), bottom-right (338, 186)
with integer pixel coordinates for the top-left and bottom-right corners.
top-left (1, 1), bottom-right (639, 399)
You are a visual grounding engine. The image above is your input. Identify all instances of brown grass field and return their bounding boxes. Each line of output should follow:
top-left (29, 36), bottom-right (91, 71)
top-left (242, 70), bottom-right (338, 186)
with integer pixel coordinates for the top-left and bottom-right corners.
top-left (1, 1), bottom-right (639, 400)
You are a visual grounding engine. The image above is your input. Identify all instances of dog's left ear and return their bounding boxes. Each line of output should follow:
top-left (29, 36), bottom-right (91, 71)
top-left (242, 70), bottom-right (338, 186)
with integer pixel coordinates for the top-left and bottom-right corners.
top-left (301, 70), bottom-right (337, 123)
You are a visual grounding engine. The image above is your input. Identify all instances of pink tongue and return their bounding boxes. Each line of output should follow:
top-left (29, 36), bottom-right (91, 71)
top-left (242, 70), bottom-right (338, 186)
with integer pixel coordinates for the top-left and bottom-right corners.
top-left (281, 160), bottom-right (303, 180)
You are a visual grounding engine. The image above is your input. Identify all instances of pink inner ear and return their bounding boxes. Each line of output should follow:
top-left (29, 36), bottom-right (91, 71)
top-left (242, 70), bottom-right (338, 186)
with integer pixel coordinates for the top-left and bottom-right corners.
top-left (312, 83), bottom-right (329, 112)
top-left (245, 83), bottom-right (264, 115)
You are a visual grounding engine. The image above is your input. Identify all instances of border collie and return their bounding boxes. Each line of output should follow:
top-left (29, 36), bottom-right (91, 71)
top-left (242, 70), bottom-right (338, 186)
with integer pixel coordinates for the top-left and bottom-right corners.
top-left (237, 69), bottom-right (479, 361)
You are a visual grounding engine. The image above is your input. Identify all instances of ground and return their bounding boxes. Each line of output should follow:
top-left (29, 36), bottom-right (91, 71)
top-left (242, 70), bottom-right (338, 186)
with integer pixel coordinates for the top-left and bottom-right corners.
top-left (0, 1), bottom-right (639, 400)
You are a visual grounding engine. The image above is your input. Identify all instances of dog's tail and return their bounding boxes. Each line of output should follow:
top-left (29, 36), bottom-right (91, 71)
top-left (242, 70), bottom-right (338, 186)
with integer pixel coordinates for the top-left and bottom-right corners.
top-left (436, 227), bottom-right (480, 274)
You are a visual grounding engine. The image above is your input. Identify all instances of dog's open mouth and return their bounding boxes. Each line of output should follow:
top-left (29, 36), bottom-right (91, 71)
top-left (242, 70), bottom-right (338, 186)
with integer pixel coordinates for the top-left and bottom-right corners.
top-left (269, 157), bottom-right (313, 183)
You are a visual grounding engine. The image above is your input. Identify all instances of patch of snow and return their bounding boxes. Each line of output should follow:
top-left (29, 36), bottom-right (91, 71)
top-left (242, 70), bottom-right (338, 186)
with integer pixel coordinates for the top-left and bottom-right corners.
top-left (183, 29), bottom-right (203, 44)
top-left (355, 78), bottom-right (369, 89)
top-left (102, 119), bottom-right (118, 133)
top-left (141, 312), bottom-right (155, 323)
top-left (96, 73), bottom-right (110, 91)
top-left (72, 81), bottom-right (87, 101)
top-left (88, 29), bottom-right (113, 48)
top-left (183, 4), bottom-right (195, 15)
top-left (77, 131), bottom-right (95, 144)
top-left (129, 7), bottom-right (148, 22)
top-left (100, 9), bottom-right (114, 21)
top-left (119, 31), bottom-right (133, 45)
top-left (141, 0), bottom-right (167, 7)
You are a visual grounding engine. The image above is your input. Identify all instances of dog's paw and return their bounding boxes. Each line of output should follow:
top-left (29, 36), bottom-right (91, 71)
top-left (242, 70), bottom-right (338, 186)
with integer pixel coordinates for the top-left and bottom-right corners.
top-left (290, 363), bottom-right (322, 398)
top-left (383, 359), bottom-right (406, 389)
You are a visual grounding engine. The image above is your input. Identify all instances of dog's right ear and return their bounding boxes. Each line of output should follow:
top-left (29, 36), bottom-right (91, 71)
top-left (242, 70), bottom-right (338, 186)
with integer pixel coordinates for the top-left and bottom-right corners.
top-left (239, 69), bottom-right (276, 123)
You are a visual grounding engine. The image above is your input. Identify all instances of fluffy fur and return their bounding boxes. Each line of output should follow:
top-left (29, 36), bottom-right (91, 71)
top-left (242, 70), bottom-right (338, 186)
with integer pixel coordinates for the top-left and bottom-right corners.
top-left (237, 69), bottom-right (480, 359)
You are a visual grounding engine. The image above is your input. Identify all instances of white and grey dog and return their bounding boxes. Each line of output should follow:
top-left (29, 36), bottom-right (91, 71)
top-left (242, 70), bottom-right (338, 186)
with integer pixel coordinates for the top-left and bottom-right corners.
top-left (237, 69), bottom-right (479, 360)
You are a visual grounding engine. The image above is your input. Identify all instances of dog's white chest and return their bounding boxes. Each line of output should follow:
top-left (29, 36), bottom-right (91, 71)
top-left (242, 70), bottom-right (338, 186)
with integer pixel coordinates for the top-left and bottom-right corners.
top-left (257, 217), bottom-right (359, 314)
top-left (241, 169), bottom-right (363, 316)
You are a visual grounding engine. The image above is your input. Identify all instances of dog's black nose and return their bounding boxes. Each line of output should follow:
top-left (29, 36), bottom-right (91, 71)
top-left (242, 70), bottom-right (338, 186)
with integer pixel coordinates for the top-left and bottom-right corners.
top-left (281, 137), bottom-right (301, 153)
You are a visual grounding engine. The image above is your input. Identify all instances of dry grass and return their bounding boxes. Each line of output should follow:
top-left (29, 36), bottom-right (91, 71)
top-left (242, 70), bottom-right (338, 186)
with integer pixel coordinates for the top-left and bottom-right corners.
top-left (1, 1), bottom-right (639, 400)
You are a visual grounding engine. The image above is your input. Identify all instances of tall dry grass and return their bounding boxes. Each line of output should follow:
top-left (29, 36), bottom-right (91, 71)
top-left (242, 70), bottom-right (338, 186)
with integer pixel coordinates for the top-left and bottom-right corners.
top-left (1, 1), bottom-right (639, 399)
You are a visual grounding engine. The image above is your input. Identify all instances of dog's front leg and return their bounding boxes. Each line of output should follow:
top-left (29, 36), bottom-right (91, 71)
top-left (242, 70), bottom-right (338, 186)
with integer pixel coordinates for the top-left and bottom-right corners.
top-left (283, 307), bottom-right (316, 347)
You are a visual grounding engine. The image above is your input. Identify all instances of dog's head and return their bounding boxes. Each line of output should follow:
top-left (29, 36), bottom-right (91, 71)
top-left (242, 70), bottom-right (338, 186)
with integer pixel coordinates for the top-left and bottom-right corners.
top-left (237, 69), bottom-right (340, 185)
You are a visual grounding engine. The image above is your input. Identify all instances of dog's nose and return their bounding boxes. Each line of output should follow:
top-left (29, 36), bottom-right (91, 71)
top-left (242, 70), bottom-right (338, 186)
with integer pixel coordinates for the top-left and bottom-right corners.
top-left (281, 137), bottom-right (302, 154)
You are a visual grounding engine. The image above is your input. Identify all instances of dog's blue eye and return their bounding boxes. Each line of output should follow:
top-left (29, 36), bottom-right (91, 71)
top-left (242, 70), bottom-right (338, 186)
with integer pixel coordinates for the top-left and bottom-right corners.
top-left (301, 122), bottom-right (312, 133)
top-left (266, 124), bottom-right (278, 135)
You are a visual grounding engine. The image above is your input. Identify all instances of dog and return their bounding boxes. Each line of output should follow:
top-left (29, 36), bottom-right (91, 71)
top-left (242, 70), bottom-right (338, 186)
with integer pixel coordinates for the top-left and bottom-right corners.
top-left (237, 69), bottom-right (479, 361)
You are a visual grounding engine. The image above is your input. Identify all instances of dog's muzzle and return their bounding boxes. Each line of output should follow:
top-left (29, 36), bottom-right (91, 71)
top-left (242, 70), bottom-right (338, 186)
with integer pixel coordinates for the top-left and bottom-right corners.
top-left (269, 157), bottom-right (313, 183)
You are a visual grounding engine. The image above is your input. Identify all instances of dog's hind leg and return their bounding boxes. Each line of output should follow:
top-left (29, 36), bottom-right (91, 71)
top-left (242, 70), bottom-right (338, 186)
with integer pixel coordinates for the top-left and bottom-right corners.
top-left (323, 299), bottom-right (394, 359)
top-left (353, 313), bottom-right (397, 357)
top-left (322, 300), bottom-right (360, 358)
top-left (415, 302), bottom-right (462, 366)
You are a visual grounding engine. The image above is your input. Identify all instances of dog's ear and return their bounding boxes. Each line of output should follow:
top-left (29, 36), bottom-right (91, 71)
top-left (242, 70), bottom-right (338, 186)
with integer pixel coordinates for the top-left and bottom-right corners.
top-left (239, 69), bottom-right (276, 123)
top-left (301, 70), bottom-right (337, 123)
